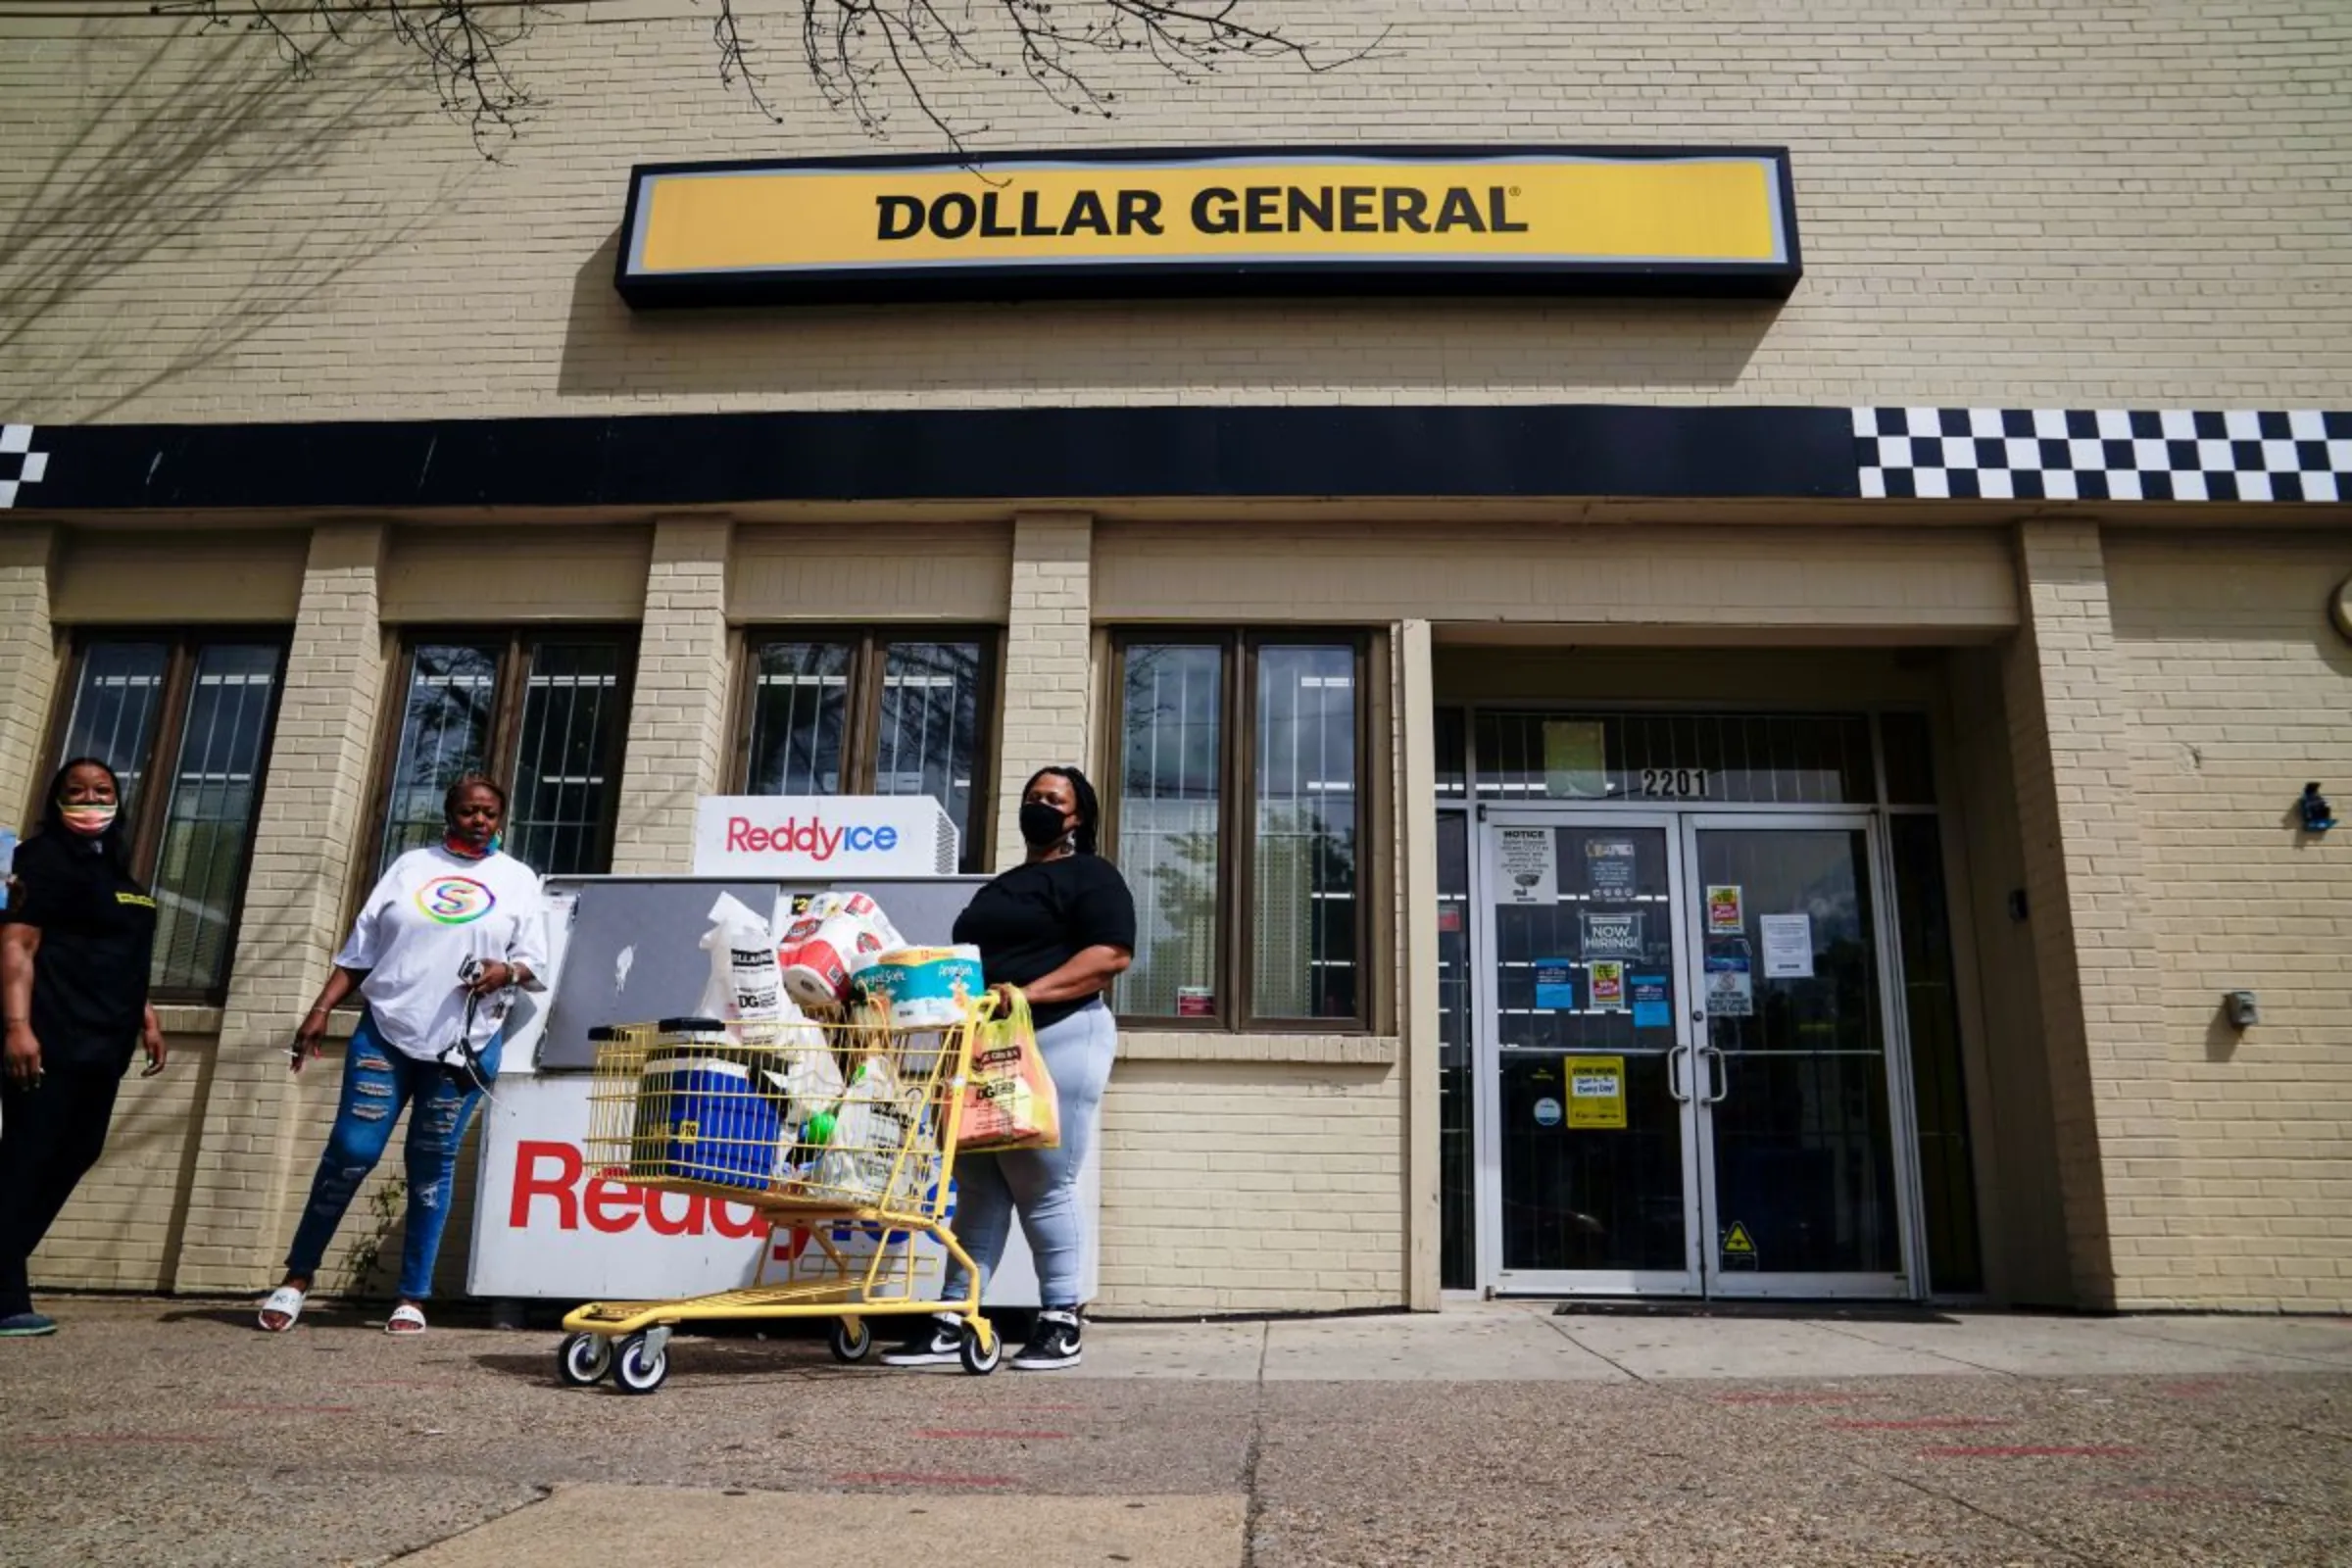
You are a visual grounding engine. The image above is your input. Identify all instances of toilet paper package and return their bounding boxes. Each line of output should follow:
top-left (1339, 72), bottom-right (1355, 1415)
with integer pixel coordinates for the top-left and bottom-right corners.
top-left (779, 891), bottom-right (906, 1008)
top-left (858, 945), bottom-right (986, 1030)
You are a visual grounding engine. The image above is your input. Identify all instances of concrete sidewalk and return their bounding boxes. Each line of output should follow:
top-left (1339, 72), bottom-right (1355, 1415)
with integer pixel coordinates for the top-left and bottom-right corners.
top-left (1094, 1299), bottom-right (2352, 1382)
top-left (3, 1298), bottom-right (2347, 1567)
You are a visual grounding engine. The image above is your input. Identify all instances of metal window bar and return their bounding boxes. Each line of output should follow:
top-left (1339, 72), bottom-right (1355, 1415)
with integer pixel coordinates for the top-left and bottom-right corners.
top-left (510, 645), bottom-right (622, 876)
top-left (380, 646), bottom-right (500, 874)
top-left (61, 644), bottom-right (171, 813)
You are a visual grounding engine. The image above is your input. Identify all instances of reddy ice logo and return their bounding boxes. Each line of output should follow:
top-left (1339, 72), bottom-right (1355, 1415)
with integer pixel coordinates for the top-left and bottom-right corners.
top-left (416, 875), bottom-right (496, 925)
top-left (724, 815), bottom-right (901, 861)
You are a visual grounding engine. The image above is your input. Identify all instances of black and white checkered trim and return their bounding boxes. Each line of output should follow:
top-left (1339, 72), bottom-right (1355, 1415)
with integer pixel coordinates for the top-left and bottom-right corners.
top-left (0, 424), bottom-right (48, 510)
top-left (1855, 409), bottom-right (2351, 502)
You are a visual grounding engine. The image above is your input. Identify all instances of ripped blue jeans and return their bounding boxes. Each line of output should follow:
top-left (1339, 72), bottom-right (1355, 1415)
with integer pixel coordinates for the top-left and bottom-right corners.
top-left (284, 1011), bottom-right (497, 1300)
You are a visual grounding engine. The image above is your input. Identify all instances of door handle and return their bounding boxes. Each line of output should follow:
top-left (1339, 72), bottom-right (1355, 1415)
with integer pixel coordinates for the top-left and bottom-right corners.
top-left (1667, 1043), bottom-right (1692, 1103)
top-left (1701, 1046), bottom-right (1729, 1104)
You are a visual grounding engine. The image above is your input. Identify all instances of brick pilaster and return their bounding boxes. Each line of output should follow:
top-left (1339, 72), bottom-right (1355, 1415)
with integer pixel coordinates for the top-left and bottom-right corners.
top-left (172, 522), bottom-right (389, 1292)
top-left (1999, 519), bottom-right (2180, 1309)
top-left (992, 513), bottom-right (1094, 871)
top-left (0, 524), bottom-right (59, 823)
top-left (611, 517), bottom-right (733, 873)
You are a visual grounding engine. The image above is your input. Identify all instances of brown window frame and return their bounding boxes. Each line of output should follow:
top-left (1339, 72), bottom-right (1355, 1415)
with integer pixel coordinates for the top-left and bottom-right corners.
top-left (37, 627), bottom-right (290, 1004)
top-left (1105, 628), bottom-right (1374, 1034)
top-left (355, 626), bottom-right (639, 894)
top-left (731, 625), bottom-right (1002, 874)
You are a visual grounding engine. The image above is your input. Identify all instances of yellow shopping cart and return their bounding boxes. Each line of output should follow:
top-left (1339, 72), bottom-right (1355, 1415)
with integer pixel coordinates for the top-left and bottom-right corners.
top-left (556, 997), bottom-right (1000, 1394)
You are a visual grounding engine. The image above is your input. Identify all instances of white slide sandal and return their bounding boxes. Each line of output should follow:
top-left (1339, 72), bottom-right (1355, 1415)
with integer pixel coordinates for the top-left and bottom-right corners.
top-left (258, 1286), bottom-right (306, 1333)
top-left (385, 1303), bottom-right (427, 1336)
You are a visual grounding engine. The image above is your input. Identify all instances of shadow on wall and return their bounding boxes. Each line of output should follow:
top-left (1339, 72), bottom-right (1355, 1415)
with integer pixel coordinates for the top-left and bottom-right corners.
top-left (555, 226), bottom-right (1783, 404)
top-left (0, 23), bottom-right (452, 420)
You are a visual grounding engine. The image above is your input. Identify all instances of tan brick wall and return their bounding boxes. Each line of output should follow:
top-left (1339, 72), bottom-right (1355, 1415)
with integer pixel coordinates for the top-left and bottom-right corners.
top-left (0, 524), bottom-right (59, 822)
top-left (5, 4), bottom-right (2350, 423)
top-left (991, 513), bottom-right (1093, 871)
top-left (32, 1021), bottom-right (219, 1294)
top-left (172, 522), bottom-right (390, 1292)
top-left (1999, 520), bottom-right (2181, 1310)
top-left (52, 529), bottom-right (308, 624)
top-left (381, 525), bottom-right (652, 623)
top-left (2106, 529), bottom-right (2352, 1313)
top-left (1098, 523), bottom-right (2019, 632)
top-left (610, 517), bottom-right (730, 874)
top-left (1098, 1060), bottom-right (1404, 1313)
top-left (730, 523), bottom-right (1012, 624)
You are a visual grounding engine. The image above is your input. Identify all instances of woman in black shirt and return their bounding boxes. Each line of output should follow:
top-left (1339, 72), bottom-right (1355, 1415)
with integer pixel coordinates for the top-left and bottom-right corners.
top-left (883, 765), bottom-right (1133, 1373)
top-left (0, 758), bottom-right (167, 1339)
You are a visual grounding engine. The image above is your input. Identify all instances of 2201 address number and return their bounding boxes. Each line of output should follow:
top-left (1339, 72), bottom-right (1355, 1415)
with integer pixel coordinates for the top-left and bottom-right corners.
top-left (1639, 767), bottom-right (1711, 800)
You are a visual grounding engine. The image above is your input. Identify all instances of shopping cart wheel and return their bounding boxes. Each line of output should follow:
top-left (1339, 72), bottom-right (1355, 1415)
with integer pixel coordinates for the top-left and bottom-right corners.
top-left (612, 1332), bottom-right (669, 1395)
top-left (958, 1322), bottom-right (1002, 1376)
top-left (828, 1317), bottom-right (873, 1364)
top-left (557, 1332), bottom-right (613, 1388)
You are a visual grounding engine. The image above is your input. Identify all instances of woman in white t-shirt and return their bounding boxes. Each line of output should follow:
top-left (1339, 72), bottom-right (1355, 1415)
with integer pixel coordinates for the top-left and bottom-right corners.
top-left (258, 774), bottom-right (547, 1336)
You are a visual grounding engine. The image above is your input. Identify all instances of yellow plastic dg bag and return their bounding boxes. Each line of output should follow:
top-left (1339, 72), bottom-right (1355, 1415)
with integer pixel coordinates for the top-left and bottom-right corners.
top-left (957, 990), bottom-right (1061, 1153)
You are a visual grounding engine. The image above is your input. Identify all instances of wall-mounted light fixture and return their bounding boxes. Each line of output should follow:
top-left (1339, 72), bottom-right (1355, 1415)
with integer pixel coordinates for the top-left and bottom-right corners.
top-left (2300, 783), bottom-right (2336, 835)
top-left (2225, 991), bottom-right (2260, 1030)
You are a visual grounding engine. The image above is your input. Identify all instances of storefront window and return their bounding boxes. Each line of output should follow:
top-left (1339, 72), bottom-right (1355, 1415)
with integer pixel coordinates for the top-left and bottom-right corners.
top-left (1112, 634), bottom-right (1367, 1028)
top-left (373, 632), bottom-right (633, 878)
top-left (53, 634), bottom-right (287, 998)
top-left (740, 632), bottom-right (993, 872)
top-left (1889, 812), bottom-right (1984, 1294)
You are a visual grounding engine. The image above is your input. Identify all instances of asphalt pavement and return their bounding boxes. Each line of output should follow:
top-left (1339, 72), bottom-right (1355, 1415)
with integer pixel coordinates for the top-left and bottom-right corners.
top-left (1, 1298), bottom-right (2347, 1567)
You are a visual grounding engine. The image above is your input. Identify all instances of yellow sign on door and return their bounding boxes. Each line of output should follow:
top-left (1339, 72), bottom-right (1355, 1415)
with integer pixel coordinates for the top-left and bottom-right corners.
top-left (1565, 1055), bottom-right (1627, 1129)
top-left (1722, 1221), bottom-right (1757, 1255)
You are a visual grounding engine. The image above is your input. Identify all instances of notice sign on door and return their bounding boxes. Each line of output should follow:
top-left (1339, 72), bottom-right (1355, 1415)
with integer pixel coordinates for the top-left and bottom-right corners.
top-left (1704, 953), bottom-right (1754, 1017)
top-left (1499, 828), bottom-right (1557, 905)
top-left (1566, 1056), bottom-right (1628, 1129)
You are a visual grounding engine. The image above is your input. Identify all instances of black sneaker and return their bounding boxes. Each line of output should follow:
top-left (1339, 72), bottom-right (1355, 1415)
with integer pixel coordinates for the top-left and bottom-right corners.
top-left (1009, 1309), bottom-right (1082, 1372)
top-left (880, 1313), bottom-right (962, 1367)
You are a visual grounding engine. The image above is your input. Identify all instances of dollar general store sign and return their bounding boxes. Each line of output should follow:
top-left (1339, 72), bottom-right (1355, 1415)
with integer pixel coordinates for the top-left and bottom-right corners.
top-left (615, 147), bottom-right (1800, 306)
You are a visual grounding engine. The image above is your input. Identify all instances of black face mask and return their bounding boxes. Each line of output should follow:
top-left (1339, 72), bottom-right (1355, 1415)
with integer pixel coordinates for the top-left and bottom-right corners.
top-left (1019, 801), bottom-right (1073, 850)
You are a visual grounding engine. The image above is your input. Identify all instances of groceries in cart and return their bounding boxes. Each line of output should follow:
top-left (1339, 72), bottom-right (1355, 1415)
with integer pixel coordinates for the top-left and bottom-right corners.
top-left (609, 891), bottom-right (991, 1206)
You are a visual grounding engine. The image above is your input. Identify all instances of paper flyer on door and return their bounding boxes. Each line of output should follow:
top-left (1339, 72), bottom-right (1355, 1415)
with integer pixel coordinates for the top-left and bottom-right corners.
top-left (1533, 958), bottom-right (1576, 1010)
top-left (1759, 913), bottom-right (1815, 977)
top-left (1704, 953), bottom-right (1753, 1016)
top-left (1629, 973), bottom-right (1670, 1028)
top-left (1588, 960), bottom-right (1626, 1011)
top-left (1498, 827), bottom-right (1557, 905)
top-left (1585, 836), bottom-right (1638, 895)
top-left (1706, 884), bottom-right (1744, 934)
top-left (1566, 1056), bottom-right (1627, 1129)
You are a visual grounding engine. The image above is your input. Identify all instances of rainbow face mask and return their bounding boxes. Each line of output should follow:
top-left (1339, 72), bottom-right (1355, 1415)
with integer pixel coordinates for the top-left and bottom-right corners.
top-left (61, 803), bottom-right (118, 837)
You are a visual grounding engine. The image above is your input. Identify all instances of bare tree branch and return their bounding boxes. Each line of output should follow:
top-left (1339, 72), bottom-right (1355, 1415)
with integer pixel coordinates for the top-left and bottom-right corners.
top-left (136, 0), bottom-right (1379, 159)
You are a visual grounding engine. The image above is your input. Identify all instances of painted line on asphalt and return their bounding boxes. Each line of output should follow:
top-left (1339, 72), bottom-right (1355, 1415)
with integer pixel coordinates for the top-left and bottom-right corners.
top-left (2095, 1487), bottom-right (2278, 1504)
top-left (917, 1429), bottom-right (1072, 1441)
top-left (17, 1433), bottom-right (232, 1446)
top-left (1715, 1392), bottom-right (1872, 1405)
top-left (220, 1403), bottom-right (359, 1414)
top-left (1919, 1446), bottom-right (2142, 1459)
top-left (1828, 1418), bottom-right (2009, 1430)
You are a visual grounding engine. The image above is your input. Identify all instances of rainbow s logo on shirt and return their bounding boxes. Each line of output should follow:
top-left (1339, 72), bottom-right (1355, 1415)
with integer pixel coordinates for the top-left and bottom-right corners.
top-left (416, 876), bottom-right (496, 925)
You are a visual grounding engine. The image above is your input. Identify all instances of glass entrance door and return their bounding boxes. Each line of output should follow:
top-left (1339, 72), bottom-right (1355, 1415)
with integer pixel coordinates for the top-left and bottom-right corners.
top-left (1474, 808), bottom-right (1922, 1299)
top-left (1683, 816), bottom-right (1915, 1298)
top-left (1478, 813), bottom-right (1701, 1295)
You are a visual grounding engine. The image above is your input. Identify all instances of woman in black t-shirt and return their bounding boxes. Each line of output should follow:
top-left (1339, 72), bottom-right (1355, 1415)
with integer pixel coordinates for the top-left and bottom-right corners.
top-left (882, 765), bottom-right (1134, 1374)
top-left (0, 758), bottom-right (167, 1339)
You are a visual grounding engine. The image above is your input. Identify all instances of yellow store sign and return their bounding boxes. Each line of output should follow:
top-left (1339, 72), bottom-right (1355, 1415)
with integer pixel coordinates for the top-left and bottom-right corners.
top-left (617, 147), bottom-right (1799, 306)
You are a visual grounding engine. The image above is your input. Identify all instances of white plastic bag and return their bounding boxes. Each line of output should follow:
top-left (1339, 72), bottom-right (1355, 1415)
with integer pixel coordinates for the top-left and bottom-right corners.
top-left (697, 892), bottom-right (784, 1021)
